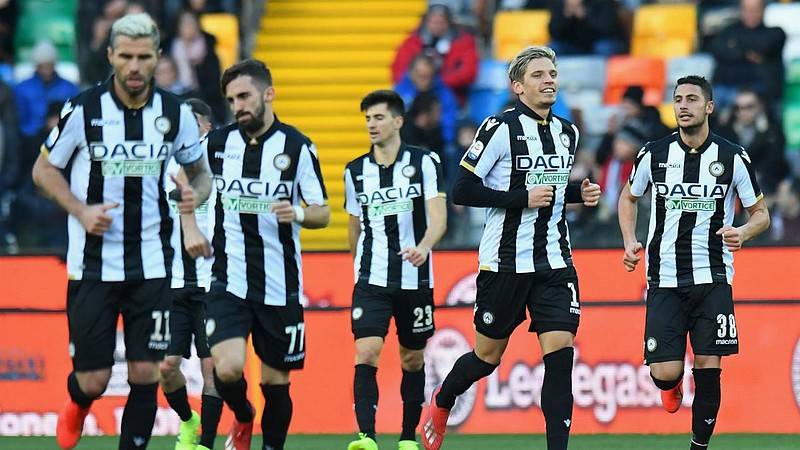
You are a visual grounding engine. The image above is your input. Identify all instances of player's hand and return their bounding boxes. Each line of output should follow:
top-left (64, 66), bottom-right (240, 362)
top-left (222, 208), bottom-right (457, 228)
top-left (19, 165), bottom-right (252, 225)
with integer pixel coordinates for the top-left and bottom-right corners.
top-left (78, 202), bottom-right (118, 236)
top-left (399, 244), bottom-right (431, 267)
top-left (170, 174), bottom-right (197, 215)
top-left (580, 178), bottom-right (601, 207)
top-left (183, 225), bottom-right (212, 259)
top-left (528, 185), bottom-right (554, 208)
top-left (623, 241), bottom-right (643, 272)
top-left (716, 225), bottom-right (745, 252)
top-left (270, 200), bottom-right (296, 223)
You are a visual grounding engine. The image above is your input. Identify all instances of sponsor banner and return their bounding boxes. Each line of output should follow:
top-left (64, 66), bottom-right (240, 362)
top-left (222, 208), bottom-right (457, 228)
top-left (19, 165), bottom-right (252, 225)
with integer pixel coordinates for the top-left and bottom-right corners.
top-left (2, 306), bottom-right (799, 435)
top-left (1, 249), bottom-right (799, 310)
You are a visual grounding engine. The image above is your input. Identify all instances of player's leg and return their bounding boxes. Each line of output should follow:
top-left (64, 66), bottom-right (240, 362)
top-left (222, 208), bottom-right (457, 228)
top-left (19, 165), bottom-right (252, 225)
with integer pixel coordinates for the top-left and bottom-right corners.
top-left (687, 283), bottom-right (737, 450)
top-left (206, 290), bottom-right (254, 450)
top-left (120, 278), bottom-right (173, 450)
top-left (349, 281), bottom-right (393, 448)
top-left (253, 301), bottom-right (306, 450)
top-left (198, 356), bottom-right (223, 450)
top-left (58, 280), bottom-right (118, 450)
top-left (394, 286), bottom-right (435, 449)
top-left (528, 267), bottom-right (581, 450)
top-left (423, 272), bottom-right (527, 450)
top-left (160, 289), bottom-right (201, 450)
top-left (195, 293), bottom-right (222, 450)
top-left (644, 288), bottom-right (690, 413)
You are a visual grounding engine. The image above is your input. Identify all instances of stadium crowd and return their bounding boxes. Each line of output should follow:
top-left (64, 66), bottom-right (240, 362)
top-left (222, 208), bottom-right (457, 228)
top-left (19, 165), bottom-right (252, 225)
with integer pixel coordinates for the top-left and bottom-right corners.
top-left (0, 0), bottom-right (799, 254)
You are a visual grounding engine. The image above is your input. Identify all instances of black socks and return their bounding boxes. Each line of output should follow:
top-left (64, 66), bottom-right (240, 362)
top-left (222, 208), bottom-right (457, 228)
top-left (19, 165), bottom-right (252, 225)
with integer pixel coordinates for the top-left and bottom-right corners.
top-left (652, 372), bottom-right (683, 391)
top-left (400, 366), bottom-right (425, 441)
top-left (164, 385), bottom-right (192, 422)
top-left (119, 382), bottom-right (157, 450)
top-left (436, 351), bottom-right (497, 410)
top-left (200, 394), bottom-right (223, 449)
top-left (690, 368), bottom-right (721, 449)
top-left (213, 370), bottom-right (254, 423)
top-left (542, 347), bottom-right (574, 450)
top-left (261, 383), bottom-right (293, 450)
top-left (353, 364), bottom-right (379, 440)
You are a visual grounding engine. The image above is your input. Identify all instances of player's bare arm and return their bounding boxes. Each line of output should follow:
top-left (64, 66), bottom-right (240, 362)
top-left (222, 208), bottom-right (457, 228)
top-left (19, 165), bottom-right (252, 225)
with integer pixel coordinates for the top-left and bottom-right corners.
top-left (618, 183), bottom-right (643, 272)
top-left (348, 215), bottom-right (361, 256)
top-left (716, 198), bottom-right (770, 252)
top-left (580, 178), bottom-right (601, 207)
top-left (172, 168), bottom-right (212, 258)
top-left (400, 196), bottom-right (447, 267)
top-left (180, 155), bottom-right (212, 211)
top-left (32, 154), bottom-right (118, 236)
top-left (270, 201), bottom-right (331, 229)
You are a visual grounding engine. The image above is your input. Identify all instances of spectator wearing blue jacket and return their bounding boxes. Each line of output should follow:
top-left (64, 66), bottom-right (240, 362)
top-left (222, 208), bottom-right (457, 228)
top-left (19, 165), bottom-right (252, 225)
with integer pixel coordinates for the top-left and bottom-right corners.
top-left (395, 54), bottom-right (458, 152)
top-left (14, 41), bottom-right (78, 138)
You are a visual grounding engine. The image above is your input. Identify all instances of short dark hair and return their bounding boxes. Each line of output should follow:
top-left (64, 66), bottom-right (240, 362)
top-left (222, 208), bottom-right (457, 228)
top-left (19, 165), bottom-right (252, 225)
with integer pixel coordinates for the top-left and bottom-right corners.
top-left (185, 98), bottom-right (213, 122)
top-left (674, 75), bottom-right (713, 101)
top-left (360, 90), bottom-right (405, 117)
top-left (220, 59), bottom-right (273, 95)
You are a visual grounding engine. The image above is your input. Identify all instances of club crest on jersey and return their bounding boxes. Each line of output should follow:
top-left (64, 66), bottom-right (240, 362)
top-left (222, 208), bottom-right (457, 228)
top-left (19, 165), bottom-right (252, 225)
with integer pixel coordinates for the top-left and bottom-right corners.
top-left (709, 161), bottom-right (725, 177)
top-left (352, 307), bottom-right (363, 320)
top-left (482, 311), bottom-right (494, 325)
top-left (559, 132), bottom-right (571, 148)
top-left (154, 116), bottom-right (171, 134)
top-left (646, 337), bottom-right (657, 352)
top-left (401, 165), bottom-right (416, 178)
top-left (273, 153), bottom-right (292, 171)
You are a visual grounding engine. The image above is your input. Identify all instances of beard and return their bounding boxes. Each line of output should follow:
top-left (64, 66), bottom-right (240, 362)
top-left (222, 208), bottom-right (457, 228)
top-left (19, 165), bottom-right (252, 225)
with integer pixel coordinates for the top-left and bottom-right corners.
top-left (679, 116), bottom-right (706, 134)
top-left (120, 73), bottom-right (149, 97)
top-left (237, 102), bottom-right (266, 133)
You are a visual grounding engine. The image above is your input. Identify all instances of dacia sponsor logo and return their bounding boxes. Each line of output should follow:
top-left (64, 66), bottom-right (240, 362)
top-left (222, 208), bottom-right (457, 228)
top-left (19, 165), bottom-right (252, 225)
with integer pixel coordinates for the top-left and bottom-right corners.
top-left (357, 183), bottom-right (422, 206)
top-left (665, 198), bottom-right (716, 212)
top-left (526, 171), bottom-right (570, 187)
top-left (214, 176), bottom-right (293, 199)
top-left (654, 182), bottom-right (728, 199)
top-left (90, 141), bottom-right (171, 177)
top-left (515, 154), bottom-right (574, 171)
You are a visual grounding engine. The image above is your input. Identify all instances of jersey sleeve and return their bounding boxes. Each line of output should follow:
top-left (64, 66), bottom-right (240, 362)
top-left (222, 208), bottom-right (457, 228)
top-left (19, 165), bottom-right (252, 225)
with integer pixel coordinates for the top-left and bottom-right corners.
top-left (173, 103), bottom-right (202, 165)
top-left (43, 100), bottom-right (85, 169)
top-left (628, 146), bottom-right (652, 197)
top-left (460, 116), bottom-right (509, 179)
top-left (422, 152), bottom-right (446, 200)
top-left (732, 149), bottom-right (763, 207)
top-left (344, 167), bottom-right (361, 216)
top-left (297, 141), bottom-right (328, 206)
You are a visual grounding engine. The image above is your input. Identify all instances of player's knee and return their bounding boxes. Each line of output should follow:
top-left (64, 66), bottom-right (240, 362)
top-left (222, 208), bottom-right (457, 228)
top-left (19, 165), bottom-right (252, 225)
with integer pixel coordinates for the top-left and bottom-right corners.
top-left (650, 365), bottom-right (683, 381)
top-left (81, 375), bottom-right (110, 398)
top-left (214, 362), bottom-right (244, 383)
top-left (159, 359), bottom-right (180, 380)
top-left (355, 347), bottom-right (382, 366)
top-left (400, 351), bottom-right (424, 372)
top-left (474, 346), bottom-right (503, 366)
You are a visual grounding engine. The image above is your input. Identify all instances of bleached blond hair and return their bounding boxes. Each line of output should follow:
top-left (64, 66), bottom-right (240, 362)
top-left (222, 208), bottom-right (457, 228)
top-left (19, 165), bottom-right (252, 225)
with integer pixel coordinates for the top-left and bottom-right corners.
top-left (508, 46), bottom-right (557, 83)
top-left (110, 13), bottom-right (160, 50)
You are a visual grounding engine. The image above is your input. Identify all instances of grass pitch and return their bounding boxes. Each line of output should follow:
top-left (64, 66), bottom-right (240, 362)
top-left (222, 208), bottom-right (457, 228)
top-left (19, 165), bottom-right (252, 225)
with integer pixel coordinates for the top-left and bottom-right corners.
top-left (1, 434), bottom-right (798, 450)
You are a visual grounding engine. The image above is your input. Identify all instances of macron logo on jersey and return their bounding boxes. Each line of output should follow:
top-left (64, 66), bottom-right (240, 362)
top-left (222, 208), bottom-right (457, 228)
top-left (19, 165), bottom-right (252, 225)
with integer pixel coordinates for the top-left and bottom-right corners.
top-left (90, 141), bottom-right (171, 177)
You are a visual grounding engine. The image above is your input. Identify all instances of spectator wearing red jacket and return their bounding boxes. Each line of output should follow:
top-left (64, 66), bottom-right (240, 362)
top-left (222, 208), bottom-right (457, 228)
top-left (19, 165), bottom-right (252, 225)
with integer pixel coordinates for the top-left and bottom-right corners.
top-left (391, 4), bottom-right (478, 104)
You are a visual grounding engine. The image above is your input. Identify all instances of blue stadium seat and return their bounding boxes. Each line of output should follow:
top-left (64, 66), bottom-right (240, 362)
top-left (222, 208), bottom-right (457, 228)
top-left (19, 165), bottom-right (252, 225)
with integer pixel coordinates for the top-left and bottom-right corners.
top-left (556, 56), bottom-right (607, 93)
top-left (468, 89), bottom-right (510, 125)
top-left (472, 59), bottom-right (509, 91)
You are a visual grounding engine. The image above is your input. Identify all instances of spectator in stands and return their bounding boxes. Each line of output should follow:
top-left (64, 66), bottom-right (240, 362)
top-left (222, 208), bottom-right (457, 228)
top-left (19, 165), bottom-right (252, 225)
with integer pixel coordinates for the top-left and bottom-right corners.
top-left (708, 0), bottom-right (786, 111)
top-left (392, 4), bottom-right (478, 103)
top-left (395, 54), bottom-right (458, 154)
top-left (14, 41), bottom-right (78, 141)
top-left (168, 9), bottom-right (227, 123)
top-left (401, 91), bottom-right (445, 158)
top-left (595, 86), bottom-right (669, 167)
top-left (548, 0), bottom-right (626, 56)
top-left (771, 177), bottom-right (800, 244)
top-left (0, 78), bottom-right (18, 253)
top-left (716, 88), bottom-right (788, 195)
top-left (155, 55), bottom-right (193, 95)
top-left (598, 123), bottom-right (646, 220)
top-left (0, 0), bottom-right (18, 66)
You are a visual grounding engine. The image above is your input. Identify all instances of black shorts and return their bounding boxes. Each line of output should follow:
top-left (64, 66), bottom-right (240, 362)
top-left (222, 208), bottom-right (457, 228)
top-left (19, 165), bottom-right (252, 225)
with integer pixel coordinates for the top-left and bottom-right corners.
top-left (167, 287), bottom-right (211, 359)
top-left (351, 281), bottom-right (435, 350)
top-left (205, 287), bottom-right (305, 371)
top-left (473, 267), bottom-right (580, 340)
top-left (644, 283), bottom-right (738, 364)
top-left (67, 278), bottom-right (172, 371)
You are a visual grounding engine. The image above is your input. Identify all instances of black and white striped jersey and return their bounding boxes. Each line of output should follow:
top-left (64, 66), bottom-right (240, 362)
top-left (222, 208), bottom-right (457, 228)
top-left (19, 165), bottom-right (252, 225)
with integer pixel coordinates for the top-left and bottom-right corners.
top-left (344, 145), bottom-right (445, 289)
top-left (43, 79), bottom-right (202, 281)
top-left (165, 156), bottom-right (212, 290)
top-left (628, 132), bottom-right (763, 288)
top-left (460, 100), bottom-right (579, 273)
top-left (207, 117), bottom-right (327, 306)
